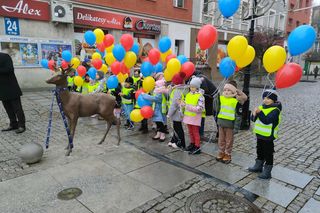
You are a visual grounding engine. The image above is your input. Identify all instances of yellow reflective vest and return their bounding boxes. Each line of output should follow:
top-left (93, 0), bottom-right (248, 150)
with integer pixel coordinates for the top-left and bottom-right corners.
top-left (217, 96), bottom-right (238, 121)
top-left (122, 87), bottom-right (134, 104)
top-left (254, 106), bottom-right (281, 139)
top-left (184, 93), bottom-right (204, 117)
top-left (67, 76), bottom-right (74, 87)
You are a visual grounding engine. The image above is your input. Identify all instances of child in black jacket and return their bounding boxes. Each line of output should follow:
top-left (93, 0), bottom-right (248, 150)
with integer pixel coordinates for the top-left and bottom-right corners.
top-left (249, 89), bottom-right (282, 179)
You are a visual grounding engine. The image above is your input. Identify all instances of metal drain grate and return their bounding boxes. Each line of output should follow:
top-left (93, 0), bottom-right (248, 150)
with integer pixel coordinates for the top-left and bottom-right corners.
top-left (185, 190), bottom-right (261, 213)
top-left (57, 187), bottom-right (82, 200)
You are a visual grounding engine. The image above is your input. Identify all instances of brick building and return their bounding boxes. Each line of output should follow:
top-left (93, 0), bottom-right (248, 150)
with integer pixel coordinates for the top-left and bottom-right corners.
top-left (286, 0), bottom-right (312, 35)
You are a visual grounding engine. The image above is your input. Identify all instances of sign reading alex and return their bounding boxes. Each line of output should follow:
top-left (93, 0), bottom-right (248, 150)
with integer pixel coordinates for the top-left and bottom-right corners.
top-left (74, 7), bottom-right (161, 34)
top-left (0, 0), bottom-right (50, 21)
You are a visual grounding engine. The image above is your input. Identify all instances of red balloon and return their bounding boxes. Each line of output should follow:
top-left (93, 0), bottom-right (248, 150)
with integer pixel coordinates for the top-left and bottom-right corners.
top-left (61, 60), bottom-right (69, 69)
top-left (197, 24), bottom-right (218, 50)
top-left (166, 54), bottom-right (176, 63)
top-left (92, 58), bottom-right (103, 69)
top-left (141, 106), bottom-right (154, 119)
top-left (143, 57), bottom-right (150, 62)
top-left (275, 63), bottom-right (302, 89)
top-left (96, 42), bottom-right (105, 53)
top-left (111, 61), bottom-right (121, 75)
top-left (148, 48), bottom-right (161, 65)
top-left (235, 66), bottom-right (240, 73)
top-left (77, 65), bottom-right (87, 77)
top-left (181, 62), bottom-right (195, 78)
top-left (120, 34), bottom-right (134, 51)
top-left (48, 60), bottom-right (55, 70)
top-left (103, 34), bottom-right (114, 47)
top-left (120, 62), bottom-right (130, 74)
top-left (135, 88), bottom-right (145, 100)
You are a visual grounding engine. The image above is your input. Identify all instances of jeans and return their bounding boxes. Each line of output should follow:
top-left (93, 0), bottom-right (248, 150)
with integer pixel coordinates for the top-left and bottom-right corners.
top-left (123, 104), bottom-right (133, 122)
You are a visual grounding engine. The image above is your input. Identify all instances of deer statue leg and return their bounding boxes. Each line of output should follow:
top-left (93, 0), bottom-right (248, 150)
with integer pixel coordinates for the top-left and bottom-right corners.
top-left (116, 117), bottom-right (121, 146)
top-left (98, 120), bottom-right (112, 145)
top-left (65, 117), bottom-right (78, 156)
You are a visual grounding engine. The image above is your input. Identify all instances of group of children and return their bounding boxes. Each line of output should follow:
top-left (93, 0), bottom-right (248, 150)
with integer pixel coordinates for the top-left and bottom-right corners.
top-left (67, 60), bottom-right (282, 179)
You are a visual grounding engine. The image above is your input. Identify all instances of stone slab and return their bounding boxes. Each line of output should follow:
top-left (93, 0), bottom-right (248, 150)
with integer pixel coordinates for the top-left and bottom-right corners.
top-left (129, 138), bottom-right (177, 155)
top-left (316, 187), bottom-right (320, 196)
top-left (231, 151), bottom-right (255, 168)
top-left (244, 179), bottom-right (299, 207)
top-left (166, 150), bottom-right (212, 168)
top-left (98, 144), bottom-right (159, 174)
top-left (0, 172), bottom-right (90, 213)
top-left (128, 161), bottom-right (197, 193)
top-left (272, 165), bottom-right (313, 188)
top-left (201, 142), bottom-right (219, 156)
top-left (299, 198), bottom-right (320, 213)
top-left (197, 162), bottom-right (249, 184)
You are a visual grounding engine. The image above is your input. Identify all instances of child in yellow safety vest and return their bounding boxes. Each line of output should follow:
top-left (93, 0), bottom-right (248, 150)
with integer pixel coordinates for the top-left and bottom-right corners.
top-left (216, 80), bottom-right (247, 163)
top-left (120, 77), bottom-right (135, 130)
top-left (79, 74), bottom-right (90, 94)
top-left (67, 71), bottom-right (75, 91)
top-left (140, 78), bottom-right (168, 142)
top-left (249, 89), bottom-right (282, 179)
top-left (180, 77), bottom-right (205, 155)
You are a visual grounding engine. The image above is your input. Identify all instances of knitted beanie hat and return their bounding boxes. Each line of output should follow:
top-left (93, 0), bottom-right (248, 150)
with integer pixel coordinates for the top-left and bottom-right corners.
top-left (189, 77), bottom-right (202, 88)
top-left (223, 83), bottom-right (237, 94)
top-left (172, 72), bottom-right (186, 85)
top-left (155, 79), bottom-right (166, 88)
top-left (262, 89), bottom-right (278, 102)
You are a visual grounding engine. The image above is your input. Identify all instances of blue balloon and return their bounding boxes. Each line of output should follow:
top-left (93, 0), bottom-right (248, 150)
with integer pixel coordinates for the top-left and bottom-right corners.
top-left (141, 61), bottom-right (154, 77)
top-left (84, 31), bottom-right (96, 46)
top-left (131, 43), bottom-right (140, 55)
top-left (154, 63), bottom-right (163, 73)
top-left (62, 50), bottom-right (72, 62)
top-left (288, 25), bottom-right (316, 56)
top-left (87, 67), bottom-right (97, 80)
top-left (219, 57), bottom-right (236, 78)
top-left (107, 75), bottom-right (119, 89)
top-left (41, 59), bottom-right (48, 68)
top-left (137, 95), bottom-right (152, 108)
top-left (112, 44), bottom-right (126, 61)
top-left (177, 55), bottom-right (188, 65)
top-left (158, 37), bottom-right (171, 53)
top-left (218, 0), bottom-right (240, 18)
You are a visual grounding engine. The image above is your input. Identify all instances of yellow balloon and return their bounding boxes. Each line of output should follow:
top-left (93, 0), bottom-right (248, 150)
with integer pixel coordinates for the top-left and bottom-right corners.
top-left (106, 44), bottom-right (114, 53)
top-left (160, 49), bottom-right (172, 62)
top-left (93, 28), bottom-right (104, 44)
top-left (92, 52), bottom-right (102, 60)
top-left (74, 76), bottom-right (83, 87)
top-left (236, 45), bottom-right (256, 68)
top-left (164, 69), bottom-right (174, 82)
top-left (130, 109), bottom-right (144, 122)
top-left (71, 57), bottom-right (81, 69)
top-left (117, 73), bottom-right (128, 83)
top-left (100, 64), bottom-right (108, 74)
top-left (167, 58), bottom-right (181, 75)
top-left (105, 52), bottom-right (116, 66)
top-left (124, 51), bottom-right (137, 68)
top-left (227, 36), bottom-right (248, 61)
top-left (143, 76), bottom-right (155, 92)
top-left (263, 46), bottom-right (287, 73)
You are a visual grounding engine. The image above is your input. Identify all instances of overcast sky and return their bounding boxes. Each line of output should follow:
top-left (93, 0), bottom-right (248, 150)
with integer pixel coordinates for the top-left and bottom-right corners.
top-left (315, 0), bottom-right (320, 5)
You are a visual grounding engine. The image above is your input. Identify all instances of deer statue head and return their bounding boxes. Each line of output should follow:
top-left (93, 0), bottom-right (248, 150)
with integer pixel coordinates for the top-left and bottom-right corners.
top-left (46, 65), bottom-right (73, 88)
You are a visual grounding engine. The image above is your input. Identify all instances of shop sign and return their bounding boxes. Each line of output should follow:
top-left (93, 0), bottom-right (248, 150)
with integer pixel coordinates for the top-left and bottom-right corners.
top-left (0, 0), bottom-right (50, 21)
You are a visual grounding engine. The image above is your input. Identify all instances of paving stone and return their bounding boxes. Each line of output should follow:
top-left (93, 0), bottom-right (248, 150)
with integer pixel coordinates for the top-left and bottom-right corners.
top-left (201, 142), bottom-right (219, 156)
top-left (165, 150), bottom-right (212, 168)
top-left (231, 151), bottom-right (255, 168)
top-left (272, 166), bottom-right (314, 188)
top-left (197, 162), bottom-right (249, 184)
top-left (299, 198), bottom-right (320, 213)
top-left (315, 187), bottom-right (320, 196)
top-left (244, 179), bottom-right (299, 207)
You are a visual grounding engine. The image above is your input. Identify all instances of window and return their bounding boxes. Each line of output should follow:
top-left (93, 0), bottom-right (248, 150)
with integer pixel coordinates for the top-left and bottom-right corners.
top-left (290, 3), bottom-right (294, 9)
top-left (203, 0), bottom-right (208, 13)
top-left (173, 0), bottom-right (184, 8)
top-left (306, 0), bottom-right (309, 6)
top-left (278, 14), bottom-right (285, 31)
top-left (296, 20), bottom-right (300, 27)
top-left (288, 18), bottom-right (293, 26)
top-left (268, 10), bottom-right (276, 29)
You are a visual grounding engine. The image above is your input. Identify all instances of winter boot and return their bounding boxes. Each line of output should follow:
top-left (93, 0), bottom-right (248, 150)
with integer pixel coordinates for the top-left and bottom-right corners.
top-left (248, 160), bottom-right (264, 173)
top-left (215, 152), bottom-right (225, 162)
top-left (186, 143), bottom-right (195, 151)
top-left (258, 165), bottom-right (273, 179)
top-left (189, 146), bottom-right (201, 155)
top-left (152, 131), bottom-right (161, 140)
top-left (159, 133), bottom-right (166, 142)
top-left (222, 154), bottom-right (232, 164)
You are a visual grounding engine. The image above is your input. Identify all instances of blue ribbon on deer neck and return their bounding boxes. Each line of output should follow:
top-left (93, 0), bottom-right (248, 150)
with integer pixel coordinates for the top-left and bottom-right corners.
top-left (45, 87), bottom-right (73, 150)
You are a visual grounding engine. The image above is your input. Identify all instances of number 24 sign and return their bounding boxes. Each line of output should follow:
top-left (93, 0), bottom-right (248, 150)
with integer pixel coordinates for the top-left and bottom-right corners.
top-left (4, 17), bottom-right (20, 36)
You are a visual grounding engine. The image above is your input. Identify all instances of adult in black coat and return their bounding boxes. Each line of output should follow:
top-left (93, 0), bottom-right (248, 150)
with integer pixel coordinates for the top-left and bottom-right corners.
top-left (0, 53), bottom-right (26, 133)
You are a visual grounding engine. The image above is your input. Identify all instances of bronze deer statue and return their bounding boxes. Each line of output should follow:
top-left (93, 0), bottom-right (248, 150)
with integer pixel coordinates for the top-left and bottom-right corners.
top-left (46, 66), bottom-right (120, 156)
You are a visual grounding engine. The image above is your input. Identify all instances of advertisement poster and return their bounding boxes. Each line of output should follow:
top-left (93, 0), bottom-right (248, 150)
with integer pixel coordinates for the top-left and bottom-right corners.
top-left (134, 37), bottom-right (155, 63)
top-left (41, 43), bottom-right (72, 64)
top-left (1, 42), bottom-right (39, 66)
top-left (195, 43), bottom-right (208, 65)
top-left (74, 32), bottom-right (95, 61)
top-left (217, 44), bottom-right (227, 67)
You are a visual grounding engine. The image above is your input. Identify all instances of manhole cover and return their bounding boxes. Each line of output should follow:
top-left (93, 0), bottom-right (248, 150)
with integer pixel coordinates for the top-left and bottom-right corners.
top-left (57, 188), bottom-right (82, 200)
top-left (185, 190), bottom-right (261, 213)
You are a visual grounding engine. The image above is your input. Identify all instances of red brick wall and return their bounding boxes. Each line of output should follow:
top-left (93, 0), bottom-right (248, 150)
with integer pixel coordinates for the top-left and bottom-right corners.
top-left (286, 0), bottom-right (312, 34)
top-left (75, 0), bottom-right (193, 22)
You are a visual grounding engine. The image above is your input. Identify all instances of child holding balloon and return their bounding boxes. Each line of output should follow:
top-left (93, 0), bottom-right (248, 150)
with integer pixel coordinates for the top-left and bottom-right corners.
top-left (181, 77), bottom-right (205, 155)
top-left (216, 80), bottom-right (247, 163)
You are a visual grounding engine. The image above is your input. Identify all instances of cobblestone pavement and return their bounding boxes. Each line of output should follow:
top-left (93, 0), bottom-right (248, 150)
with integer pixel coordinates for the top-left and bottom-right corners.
top-left (1, 80), bottom-right (320, 212)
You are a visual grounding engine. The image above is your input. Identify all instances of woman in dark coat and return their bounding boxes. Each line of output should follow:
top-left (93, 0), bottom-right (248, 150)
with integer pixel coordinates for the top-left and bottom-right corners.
top-left (0, 53), bottom-right (26, 133)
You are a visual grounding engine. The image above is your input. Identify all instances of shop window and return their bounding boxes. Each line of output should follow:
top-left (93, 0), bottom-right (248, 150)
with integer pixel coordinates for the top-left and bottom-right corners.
top-left (175, 40), bottom-right (184, 55)
top-left (173, 0), bottom-right (184, 8)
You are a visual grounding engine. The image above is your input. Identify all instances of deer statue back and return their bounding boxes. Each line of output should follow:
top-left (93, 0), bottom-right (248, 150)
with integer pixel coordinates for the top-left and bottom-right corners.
top-left (46, 67), bottom-right (120, 156)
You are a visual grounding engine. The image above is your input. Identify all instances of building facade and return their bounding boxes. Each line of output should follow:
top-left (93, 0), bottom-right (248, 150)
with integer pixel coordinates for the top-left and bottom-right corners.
top-left (286, 0), bottom-right (312, 35)
top-left (0, 0), bottom-right (200, 89)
